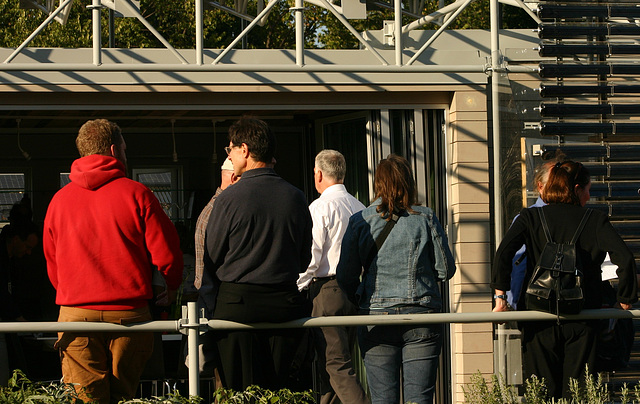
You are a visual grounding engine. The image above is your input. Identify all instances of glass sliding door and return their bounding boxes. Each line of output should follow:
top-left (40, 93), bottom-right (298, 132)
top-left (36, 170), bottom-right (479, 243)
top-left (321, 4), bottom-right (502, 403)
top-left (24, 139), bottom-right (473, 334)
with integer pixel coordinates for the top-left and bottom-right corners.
top-left (316, 113), bottom-right (372, 206)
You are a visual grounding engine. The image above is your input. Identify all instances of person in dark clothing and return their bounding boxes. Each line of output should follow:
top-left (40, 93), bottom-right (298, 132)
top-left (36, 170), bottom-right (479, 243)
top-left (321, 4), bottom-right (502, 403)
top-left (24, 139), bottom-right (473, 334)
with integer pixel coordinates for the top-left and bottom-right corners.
top-left (0, 220), bottom-right (39, 385)
top-left (202, 117), bottom-right (312, 390)
top-left (0, 222), bottom-right (38, 322)
top-left (491, 160), bottom-right (637, 400)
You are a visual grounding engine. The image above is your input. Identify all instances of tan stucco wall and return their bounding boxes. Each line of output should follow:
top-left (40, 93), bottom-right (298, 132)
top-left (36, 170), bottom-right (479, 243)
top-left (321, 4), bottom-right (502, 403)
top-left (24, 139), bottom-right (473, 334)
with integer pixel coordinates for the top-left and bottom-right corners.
top-left (449, 88), bottom-right (494, 403)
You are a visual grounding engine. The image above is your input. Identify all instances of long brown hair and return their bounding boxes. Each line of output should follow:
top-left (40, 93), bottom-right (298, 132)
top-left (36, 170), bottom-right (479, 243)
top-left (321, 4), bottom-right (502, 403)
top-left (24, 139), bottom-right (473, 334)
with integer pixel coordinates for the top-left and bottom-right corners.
top-left (542, 161), bottom-right (590, 205)
top-left (374, 154), bottom-right (419, 219)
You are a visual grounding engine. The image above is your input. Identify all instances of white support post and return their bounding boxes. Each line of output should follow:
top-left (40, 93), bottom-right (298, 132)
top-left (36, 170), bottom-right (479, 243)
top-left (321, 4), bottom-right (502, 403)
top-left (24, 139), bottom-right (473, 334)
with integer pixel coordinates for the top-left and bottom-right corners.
top-left (92, 0), bottom-right (102, 66)
top-left (490, 0), bottom-right (502, 244)
top-left (295, 0), bottom-right (304, 66)
top-left (196, 0), bottom-right (204, 65)
top-left (394, 0), bottom-right (402, 66)
top-left (187, 302), bottom-right (200, 398)
top-left (490, 0), bottom-right (507, 382)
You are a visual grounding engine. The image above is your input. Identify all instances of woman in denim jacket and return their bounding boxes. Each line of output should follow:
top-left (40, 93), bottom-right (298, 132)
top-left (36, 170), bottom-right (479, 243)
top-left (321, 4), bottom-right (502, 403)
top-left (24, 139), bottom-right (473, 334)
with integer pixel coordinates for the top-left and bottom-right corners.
top-left (337, 154), bottom-right (456, 404)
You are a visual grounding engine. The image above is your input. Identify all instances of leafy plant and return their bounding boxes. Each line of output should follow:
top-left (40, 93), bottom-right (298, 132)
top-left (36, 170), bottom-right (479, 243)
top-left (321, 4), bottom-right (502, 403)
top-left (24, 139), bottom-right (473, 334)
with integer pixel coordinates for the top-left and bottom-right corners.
top-left (0, 369), bottom-right (89, 403)
top-left (620, 383), bottom-right (631, 404)
top-left (0, 370), bottom-right (315, 404)
top-left (120, 392), bottom-right (203, 403)
top-left (213, 385), bottom-right (315, 403)
top-left (523, 374), bottom-right (547, 404)
top-left (464, 365), bottom-right (632, 404)
top-left (463, 371), bottom-right (518, 404)
top-left (583, 365), bottom-right (609, 404)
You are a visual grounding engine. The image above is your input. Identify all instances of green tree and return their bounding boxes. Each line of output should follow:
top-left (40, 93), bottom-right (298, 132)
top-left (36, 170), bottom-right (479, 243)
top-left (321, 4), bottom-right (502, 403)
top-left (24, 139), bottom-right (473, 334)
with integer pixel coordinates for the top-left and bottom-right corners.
top-left (314, 0), bottom-right (491, 49)
top-left (502, 4), bottom-right (537, 29)
top-left (313, 0), bottom-right (537, 49)
top-left (0, 0), bottom-right (239, 48)
top-left (0, 0), bottom-right (536, 49)
top-left (0, 0), bottom-right (93, 47)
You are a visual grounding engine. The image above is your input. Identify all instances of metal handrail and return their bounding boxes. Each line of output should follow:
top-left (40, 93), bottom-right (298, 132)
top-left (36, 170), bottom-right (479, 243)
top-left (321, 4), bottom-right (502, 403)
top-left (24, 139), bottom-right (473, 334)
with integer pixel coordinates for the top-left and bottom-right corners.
top-left (207, 307), bottom-right (640, 330)
top-left (1, 303), bottom-right (638, 399)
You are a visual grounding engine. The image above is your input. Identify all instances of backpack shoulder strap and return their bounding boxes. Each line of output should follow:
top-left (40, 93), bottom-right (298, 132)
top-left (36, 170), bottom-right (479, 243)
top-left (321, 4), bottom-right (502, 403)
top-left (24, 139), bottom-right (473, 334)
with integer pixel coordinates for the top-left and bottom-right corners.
top-left (364, 212), bottom-right (399, 271)
top-left (570, 209), bottom-right (592, 245)
top-left (537, 207), bottom-right (553, 243)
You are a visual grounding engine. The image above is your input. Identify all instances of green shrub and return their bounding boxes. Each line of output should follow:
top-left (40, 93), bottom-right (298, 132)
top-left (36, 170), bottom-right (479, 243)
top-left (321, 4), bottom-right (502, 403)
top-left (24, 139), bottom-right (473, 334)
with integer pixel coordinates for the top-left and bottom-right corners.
top-left (463, 372), bottom-right (518, 404)
top-left (0, 370), bottom-right (315, 404)
top-left (464, 365), bottom-right (633, 404)
top-left (120, 392), bottom-right (202, 403)
top-left (0, 369), bottom-right (88, 403)
top-left (523, 374), bottom-right (546, 404)
top-left (213, 385), bottom-right (315, 403)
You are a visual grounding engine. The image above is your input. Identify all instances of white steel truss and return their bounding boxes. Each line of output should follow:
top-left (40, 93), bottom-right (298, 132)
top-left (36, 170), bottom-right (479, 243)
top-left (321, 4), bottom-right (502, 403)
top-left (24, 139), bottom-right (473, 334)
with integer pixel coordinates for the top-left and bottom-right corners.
top-left (4, 0), bottom-right (540, 72)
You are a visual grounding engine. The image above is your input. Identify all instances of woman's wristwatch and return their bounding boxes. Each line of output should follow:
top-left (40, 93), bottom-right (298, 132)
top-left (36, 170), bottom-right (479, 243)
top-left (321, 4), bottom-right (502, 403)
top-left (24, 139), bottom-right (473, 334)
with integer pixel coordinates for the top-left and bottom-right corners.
top-left (493, 294), bottom-right (508, 300)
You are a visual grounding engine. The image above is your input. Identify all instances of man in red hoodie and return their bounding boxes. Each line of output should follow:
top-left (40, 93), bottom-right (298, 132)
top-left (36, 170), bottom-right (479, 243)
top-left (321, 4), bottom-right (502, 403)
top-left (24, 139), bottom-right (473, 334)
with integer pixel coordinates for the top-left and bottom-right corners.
top-left (43, 119), bottom-right (183, 404)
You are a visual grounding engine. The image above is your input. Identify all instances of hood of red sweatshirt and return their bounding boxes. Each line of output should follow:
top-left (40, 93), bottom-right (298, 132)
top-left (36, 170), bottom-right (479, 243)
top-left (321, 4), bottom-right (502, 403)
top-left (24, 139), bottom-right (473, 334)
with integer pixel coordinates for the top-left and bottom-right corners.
top-left (69, 155), bottom-right (126, 190)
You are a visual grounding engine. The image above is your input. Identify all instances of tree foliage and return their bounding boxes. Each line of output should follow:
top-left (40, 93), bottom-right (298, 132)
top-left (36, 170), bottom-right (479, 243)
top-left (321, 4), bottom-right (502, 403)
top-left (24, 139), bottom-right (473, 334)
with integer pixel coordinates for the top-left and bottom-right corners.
top-left (0, 0), bottom-right (537, 50)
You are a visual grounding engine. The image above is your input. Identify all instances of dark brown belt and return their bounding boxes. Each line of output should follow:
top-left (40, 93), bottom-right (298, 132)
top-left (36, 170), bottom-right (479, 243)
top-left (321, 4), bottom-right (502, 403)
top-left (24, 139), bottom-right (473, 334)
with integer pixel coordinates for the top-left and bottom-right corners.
top-left (311, 275), bottom-right (336, 284)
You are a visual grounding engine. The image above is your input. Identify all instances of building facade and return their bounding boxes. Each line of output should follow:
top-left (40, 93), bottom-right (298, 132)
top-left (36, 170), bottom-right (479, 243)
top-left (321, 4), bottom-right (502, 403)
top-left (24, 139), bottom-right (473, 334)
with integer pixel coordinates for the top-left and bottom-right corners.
top-left (2, 0), bottom-right (640, 401)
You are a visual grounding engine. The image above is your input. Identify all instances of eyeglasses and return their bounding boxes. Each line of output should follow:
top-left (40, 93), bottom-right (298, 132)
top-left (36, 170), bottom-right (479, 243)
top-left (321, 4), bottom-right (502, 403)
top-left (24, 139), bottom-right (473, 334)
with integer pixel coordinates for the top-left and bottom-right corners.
top-left (224, 146), bottom-right (233, 155)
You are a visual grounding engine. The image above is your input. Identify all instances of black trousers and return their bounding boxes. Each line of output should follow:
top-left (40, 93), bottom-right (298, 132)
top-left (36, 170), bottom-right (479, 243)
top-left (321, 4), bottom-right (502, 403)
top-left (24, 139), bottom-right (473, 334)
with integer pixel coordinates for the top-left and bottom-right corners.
top-left (212, 282), bottom-right (311, 391)
top-left (521, 320), bottom-right (598, 400)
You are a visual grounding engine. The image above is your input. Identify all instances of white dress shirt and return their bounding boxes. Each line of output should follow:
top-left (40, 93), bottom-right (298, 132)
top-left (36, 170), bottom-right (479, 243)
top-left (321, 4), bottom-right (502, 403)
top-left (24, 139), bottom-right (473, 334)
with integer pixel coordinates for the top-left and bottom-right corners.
top-left (297, 184), bottom-right (366, 290)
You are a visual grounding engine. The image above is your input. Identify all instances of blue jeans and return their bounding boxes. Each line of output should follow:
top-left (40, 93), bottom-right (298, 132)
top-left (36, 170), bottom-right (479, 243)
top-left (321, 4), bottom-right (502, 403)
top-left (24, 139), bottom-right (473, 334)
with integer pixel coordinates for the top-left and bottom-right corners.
top-left (358, 307), bottom-right (442, 404)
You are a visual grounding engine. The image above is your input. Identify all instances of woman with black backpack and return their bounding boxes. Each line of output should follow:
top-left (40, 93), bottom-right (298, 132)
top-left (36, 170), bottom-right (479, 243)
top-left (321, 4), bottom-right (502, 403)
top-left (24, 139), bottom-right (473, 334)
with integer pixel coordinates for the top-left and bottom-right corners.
top-left (491, 160), bottom-right (638, 400)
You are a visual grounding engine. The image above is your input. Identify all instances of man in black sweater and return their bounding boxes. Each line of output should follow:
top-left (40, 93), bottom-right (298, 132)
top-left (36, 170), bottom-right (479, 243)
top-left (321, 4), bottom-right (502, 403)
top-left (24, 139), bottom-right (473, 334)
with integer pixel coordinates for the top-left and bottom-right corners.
top-left (203, 117), bottom-right (312, 390)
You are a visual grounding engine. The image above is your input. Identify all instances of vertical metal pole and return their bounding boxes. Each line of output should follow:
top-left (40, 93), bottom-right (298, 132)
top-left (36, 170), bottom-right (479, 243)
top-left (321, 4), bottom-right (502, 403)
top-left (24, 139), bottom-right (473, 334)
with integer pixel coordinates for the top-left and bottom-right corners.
top-left (490, 0), bottom-right (507, 381)
top-left (196, 0), bottom-right (204, 65)
top-left (109, 9), bottom-right (115, 48)
top-left (187, 302), bottom-right (200, 398)
top-left (380, 109), bottom-right (392, 157)
top-left (295, 0), bottom-right (304, 66)
top-left (394, 0), bottom-right (402, 66)
top-left (92, 0), bottom-right (102, 66)
top-left (241, 20), bottom-right (248, 49)
top-left (490, 0), bottom-right (502, 244)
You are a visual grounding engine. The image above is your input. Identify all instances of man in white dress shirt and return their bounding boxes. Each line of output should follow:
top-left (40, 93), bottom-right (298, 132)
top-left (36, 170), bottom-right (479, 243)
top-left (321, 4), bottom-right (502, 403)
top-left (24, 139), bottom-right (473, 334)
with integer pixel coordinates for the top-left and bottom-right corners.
top-left (298, 149), bottom-right (369, 404)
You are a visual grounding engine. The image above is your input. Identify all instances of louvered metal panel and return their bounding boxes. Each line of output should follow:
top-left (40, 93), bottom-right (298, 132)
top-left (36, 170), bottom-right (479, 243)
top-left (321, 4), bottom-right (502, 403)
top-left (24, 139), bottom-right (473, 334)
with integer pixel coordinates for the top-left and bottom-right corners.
top-left (536, 0), bottom-right (640, 270)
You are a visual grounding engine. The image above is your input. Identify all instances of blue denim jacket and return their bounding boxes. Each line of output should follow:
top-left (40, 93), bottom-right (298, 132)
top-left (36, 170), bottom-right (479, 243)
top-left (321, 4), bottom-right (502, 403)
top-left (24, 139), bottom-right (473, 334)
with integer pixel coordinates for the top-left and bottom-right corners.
top-left (337, 199), bottom-right (456, 311)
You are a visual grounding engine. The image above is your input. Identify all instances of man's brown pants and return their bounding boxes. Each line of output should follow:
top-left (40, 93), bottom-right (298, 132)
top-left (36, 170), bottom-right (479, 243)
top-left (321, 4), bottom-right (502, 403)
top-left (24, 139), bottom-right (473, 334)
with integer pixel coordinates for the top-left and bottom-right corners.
top-left (56, 306), bottom-right (153, 404)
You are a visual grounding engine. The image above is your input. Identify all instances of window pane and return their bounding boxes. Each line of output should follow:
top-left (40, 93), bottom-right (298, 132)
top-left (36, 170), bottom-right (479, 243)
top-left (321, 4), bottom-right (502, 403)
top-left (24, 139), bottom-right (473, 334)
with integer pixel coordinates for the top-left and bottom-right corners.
top-left (322, 117), bottom-right (369, 205)
top-left (0, 173), bottom-right (25, 222)
top-left (137, 171), bottom-right (174, 219)
top-left (60, 173), bottom-right (71, 188)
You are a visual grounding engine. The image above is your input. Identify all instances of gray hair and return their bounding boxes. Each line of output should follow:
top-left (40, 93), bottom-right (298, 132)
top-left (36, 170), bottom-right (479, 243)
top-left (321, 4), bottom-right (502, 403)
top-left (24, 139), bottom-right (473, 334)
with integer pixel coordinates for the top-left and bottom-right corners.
top-left (315, 149), bottom-right (346, 182)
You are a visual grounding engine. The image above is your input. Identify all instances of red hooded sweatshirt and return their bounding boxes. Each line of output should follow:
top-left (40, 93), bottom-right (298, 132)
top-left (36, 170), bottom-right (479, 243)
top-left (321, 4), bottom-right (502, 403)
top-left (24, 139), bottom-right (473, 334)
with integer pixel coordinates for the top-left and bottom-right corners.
top-left (43, 155), bottom-right (183, 310)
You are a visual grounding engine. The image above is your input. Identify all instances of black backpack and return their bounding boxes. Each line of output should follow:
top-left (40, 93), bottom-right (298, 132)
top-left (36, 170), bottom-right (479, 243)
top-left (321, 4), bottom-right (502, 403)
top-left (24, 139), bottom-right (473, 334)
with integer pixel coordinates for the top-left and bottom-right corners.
top-left (525, 207), bottom-right (592, 318)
